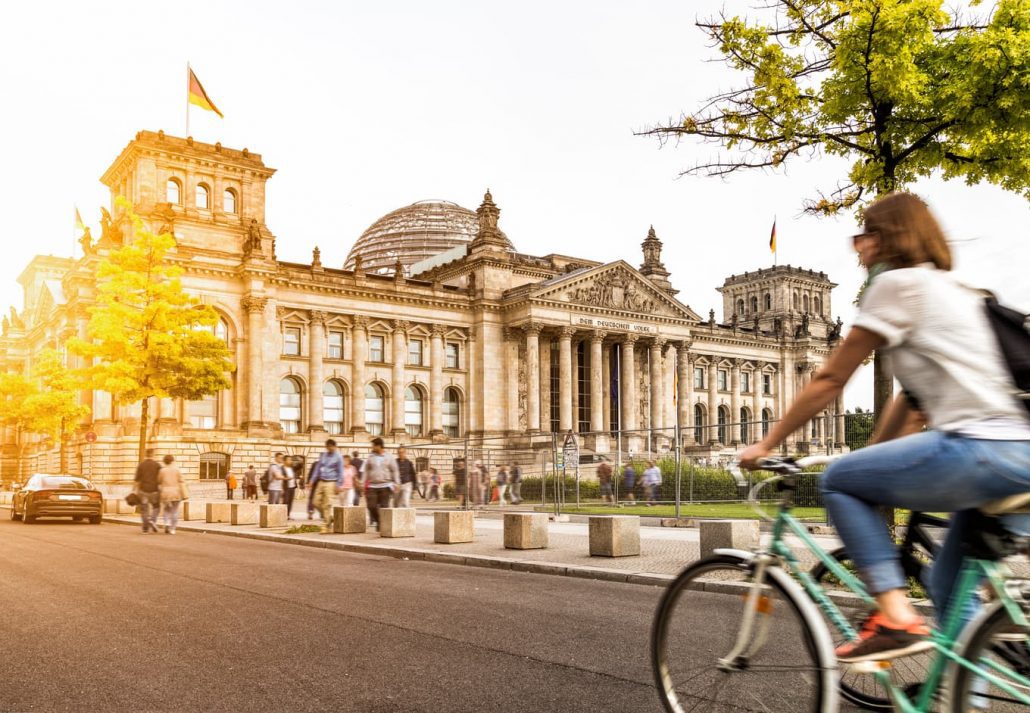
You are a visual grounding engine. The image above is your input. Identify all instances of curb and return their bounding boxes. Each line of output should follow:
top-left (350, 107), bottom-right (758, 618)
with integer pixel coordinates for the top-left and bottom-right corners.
top-left (96, 513), bottom-right (678, 587)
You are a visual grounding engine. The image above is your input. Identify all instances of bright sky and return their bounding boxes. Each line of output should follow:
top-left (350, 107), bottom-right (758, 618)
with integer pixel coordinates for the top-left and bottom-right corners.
top-left (2, 1), bottom-right (1027, 410)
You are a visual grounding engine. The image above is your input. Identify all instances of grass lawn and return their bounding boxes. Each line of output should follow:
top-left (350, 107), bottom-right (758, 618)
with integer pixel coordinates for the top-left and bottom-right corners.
top-left (547, 502), bottom-right (827, 521)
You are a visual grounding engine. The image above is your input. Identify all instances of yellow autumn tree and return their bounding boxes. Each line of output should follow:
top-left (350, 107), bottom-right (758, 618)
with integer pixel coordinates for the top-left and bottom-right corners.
top-left (70, 200), bottom-right (234, 463)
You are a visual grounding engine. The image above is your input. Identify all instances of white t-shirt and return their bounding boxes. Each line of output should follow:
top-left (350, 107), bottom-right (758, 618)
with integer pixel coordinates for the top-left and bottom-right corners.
top-left (853, 264), bottom-right (1030, 440)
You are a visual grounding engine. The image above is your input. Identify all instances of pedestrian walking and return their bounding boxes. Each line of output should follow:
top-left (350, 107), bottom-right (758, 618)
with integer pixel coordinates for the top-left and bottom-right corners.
top-left (362, 437), bottom-right (399, 529)
top-left (282, 458), bottom-right (298, 517)
top-left (597, 458), bottom-right (614, 504)
top-left (509, 463), bottom-right (522, 504)
top-left (395, 447), bottom-right (416, 508)
top-left (243, 465), bottom-right (258, 500)
top-left (495, 465), bottom-right (509, 506)
top-left (350, 451), bottom-right (364, 505)
top-left (479, 462), bottom-right (491, 505)
top-left (266, 453), bottom-right (286, 505)
top-left (158, 454), bottom-right (187, 534)
top-left (468, 461), bottom-right (483, 506)
top-left (338, 454), bottom-right (358, 506)
top-left (622, 462), bottom-right (636, 503)
top-left (312, 439), bottom-right (344, 532)
top-left (642, 461), bottom-right (661, 506)
top-left (134, 448), bottom-right (162, 533)
top-left (453, 459), bottom-right (467, 506)
top-left (427, 468), bottom-right (441, 501)
top-left (225, 471), bottom-right (237, 500)
top-left (417, 468), bottom-right (430, 500)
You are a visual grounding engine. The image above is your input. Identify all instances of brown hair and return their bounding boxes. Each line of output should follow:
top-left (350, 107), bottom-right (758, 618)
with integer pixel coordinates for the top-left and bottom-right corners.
top-left (863, 192), bottom-right (952, 270)
top-left (163, 454), bottom-right (174, 465)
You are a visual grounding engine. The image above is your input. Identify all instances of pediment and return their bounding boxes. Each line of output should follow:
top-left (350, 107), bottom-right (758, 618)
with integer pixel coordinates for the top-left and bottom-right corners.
top-left (529, 262), bottom-right (701, 321)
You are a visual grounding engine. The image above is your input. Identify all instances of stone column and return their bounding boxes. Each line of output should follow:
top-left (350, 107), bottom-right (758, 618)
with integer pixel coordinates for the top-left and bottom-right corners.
top-left (539, 338), bottom-right (551, 432)
top-left (798, 362), bottom-right (813, 443)
top-left (391, 320), bottom-right (408, 438)
top-left (649, 339), bottom-right (665, 434)
top-left (525, 323), bottom-right (541, 432)
top-left (601, 342), bottom-right (612, 433)
top-left (350, 316), bottom-right (368, 435)
top-left (677, 342), bottom-right (692, 444)
top-left (663, 343), bottom-right (676, 434)
top-left (429, 325), bottom-right (445, 438)
top-left (241, 296), bottom-right (268, 428)
top-left (589, 330), bottom-right (605, 434)
top-left (504, 328), bottom-right (520, 433)
top-left (620, 335), bottom-right (638, 432)
top-left (730, 358), bottom-right (742, 446)
top-left (571, 339), bottom-right (580, 432)
top-left (558, 326), bottom-right (575, 433)
top-left (751, 362), bottom-right (763, 442)
top-left (308, 311), bottom-right (326, 433)
top-left (834, 395), bottom-right (846, 448)
top-left (708, 360), bottom-right (719, 444)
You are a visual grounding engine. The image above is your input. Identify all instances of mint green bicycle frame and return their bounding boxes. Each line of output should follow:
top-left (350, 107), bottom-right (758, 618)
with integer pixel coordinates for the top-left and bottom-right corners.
top-left (765, 499), bottom-right (1030, 711)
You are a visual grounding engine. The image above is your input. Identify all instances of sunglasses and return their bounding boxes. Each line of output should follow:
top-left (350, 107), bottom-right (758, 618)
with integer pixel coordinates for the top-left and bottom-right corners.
top-left (851, 231), bottom-right (878, 244)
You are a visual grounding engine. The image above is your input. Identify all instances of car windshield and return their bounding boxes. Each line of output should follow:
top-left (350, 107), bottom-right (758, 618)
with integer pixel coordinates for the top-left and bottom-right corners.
top-left (36, 476), bottom-right (91, 490)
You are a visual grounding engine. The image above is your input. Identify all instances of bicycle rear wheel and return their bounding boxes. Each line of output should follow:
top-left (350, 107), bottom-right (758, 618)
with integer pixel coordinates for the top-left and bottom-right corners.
top-left (949, 602), bottom-right (1030, 712)
top-left (652, 554), bottom-right (835, 713)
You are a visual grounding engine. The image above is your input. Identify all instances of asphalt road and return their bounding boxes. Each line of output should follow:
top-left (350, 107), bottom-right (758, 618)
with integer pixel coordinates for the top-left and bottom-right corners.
top-left (0, 517), bottom-right (845, 712)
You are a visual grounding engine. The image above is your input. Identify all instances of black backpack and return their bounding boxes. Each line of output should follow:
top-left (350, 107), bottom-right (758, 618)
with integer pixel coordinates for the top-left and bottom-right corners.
top-left (985, 295), bottom-right (1030, 418)
top-left (259, 466), bottom-right (271, 494)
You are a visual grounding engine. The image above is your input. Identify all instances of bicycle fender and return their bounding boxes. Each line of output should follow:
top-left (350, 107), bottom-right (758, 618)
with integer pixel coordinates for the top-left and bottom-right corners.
top-left (713, 548), bottom-right (757, 561)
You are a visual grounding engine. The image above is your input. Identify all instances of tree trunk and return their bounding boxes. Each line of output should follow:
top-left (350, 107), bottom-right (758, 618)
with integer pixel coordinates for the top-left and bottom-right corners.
top-left (872, 350), bottom-right (896, 531)
top-left (59, 417), bottom-right (68, 474)
top-left (137, 397), bottom-right (149, 464)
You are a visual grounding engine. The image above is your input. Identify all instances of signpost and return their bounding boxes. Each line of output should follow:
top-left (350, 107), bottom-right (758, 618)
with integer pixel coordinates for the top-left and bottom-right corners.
top-left (562, 431), bottom-right (580, 509)
top-left (85, 431), bottom-right (97, 480)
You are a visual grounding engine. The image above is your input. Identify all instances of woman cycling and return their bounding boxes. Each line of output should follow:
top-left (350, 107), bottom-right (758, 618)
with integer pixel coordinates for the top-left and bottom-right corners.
top-left (740, 192), bottom-right (1030, 664)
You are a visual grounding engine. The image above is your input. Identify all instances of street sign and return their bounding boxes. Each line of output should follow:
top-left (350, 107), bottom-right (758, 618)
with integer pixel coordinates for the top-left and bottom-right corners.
top-left (85, 431), bottom-right (98, 443)
top-left (562, 433), bottom-right (579, 471)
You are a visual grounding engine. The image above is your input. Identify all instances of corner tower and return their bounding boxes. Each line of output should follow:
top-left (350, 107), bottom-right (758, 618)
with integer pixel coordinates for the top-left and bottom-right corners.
top-left (99, 130), bottom-right (277, 256)
top-left (718, 265), bottom-right (837, 337)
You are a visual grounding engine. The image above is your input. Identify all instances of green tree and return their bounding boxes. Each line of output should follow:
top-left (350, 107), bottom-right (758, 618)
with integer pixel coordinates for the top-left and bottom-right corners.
top-left (31, 349), bottom-right (91, 473)
top-left (70, 201), bottom-right (234, 463)
top-left (642, 0), bottom-right (1030, 415)
top-left (0, 372), bottom-right (40, 483)
top-left (844, 406), bottom-right (875, 450)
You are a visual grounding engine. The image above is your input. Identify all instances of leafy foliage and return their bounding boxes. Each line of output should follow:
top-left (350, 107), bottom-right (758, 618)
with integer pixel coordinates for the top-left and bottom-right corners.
top-left (845, 407), bottom-right (876, 449)
top-left (69, 201), bottom-right (234, 459)
top-left (643, 0), bottom-right (1030, 214)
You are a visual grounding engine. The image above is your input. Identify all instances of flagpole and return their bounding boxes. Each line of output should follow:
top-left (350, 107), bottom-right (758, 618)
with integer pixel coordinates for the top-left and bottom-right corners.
top-left (773, 215), bottom-right (778, 266)
top-left (185, 62), bottom-right (190, 137)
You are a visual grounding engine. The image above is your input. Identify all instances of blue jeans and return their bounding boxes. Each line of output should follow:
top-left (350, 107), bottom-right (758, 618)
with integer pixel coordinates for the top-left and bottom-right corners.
top-left (821, 431), bottom-right (1030, 617)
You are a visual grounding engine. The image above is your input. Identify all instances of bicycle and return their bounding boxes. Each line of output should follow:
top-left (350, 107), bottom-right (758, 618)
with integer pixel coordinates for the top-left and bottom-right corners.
top-left (650, 455), bottom-right (1030, 712)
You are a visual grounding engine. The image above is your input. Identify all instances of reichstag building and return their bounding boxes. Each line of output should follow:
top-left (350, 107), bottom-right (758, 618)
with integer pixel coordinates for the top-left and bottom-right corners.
top-left (0, 131), bottom-right (843, 482)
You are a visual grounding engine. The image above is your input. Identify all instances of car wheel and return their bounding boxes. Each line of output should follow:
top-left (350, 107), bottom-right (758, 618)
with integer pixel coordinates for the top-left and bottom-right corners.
top-left (10, 504), bottom-right (21, 521)
top-left (89, 515), bottom-right (101, 525)
top-left (23, 512), bottom-right (35, 524)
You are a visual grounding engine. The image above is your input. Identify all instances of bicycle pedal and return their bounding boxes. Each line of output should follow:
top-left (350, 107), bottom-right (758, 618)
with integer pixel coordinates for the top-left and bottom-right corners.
top-left (849, 660), bottom-right (892, 674)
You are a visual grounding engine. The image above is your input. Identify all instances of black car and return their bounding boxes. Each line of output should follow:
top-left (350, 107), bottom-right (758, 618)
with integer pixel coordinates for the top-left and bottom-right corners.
top-left (10, 474), bottom-right (103, 524)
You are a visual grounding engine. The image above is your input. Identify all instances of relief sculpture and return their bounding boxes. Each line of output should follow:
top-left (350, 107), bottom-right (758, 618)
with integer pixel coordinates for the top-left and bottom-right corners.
top-left (565, 269), bottom-right (659, 314)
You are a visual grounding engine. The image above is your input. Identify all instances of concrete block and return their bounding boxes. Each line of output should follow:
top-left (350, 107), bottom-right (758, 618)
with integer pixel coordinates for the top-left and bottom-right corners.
top-left (699, 519), bottom-right (760, 559)
top-left (588, 515), bottom-right (640, 557)
top-left (230, 502), bottom-right (259, 525)
top-left (259, 504), bottom-right (288, 528)
top-left (206, 501), bottom-right (232, 524)
top-left (181, 501), bottom-right (208, 521)
top-left (434, 511), bottom-right (474, 544)
top-left (332, 506), bottom-right (367, 534)
top-left (504, 512), bottom-right (549, 549)
top-left (379, 508), bottom-right (416, 538)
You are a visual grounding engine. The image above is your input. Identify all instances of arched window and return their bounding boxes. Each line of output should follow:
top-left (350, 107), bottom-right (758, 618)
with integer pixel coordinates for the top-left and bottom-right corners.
top-left (750, 296), bottom-right (758, 314)
top-left (365, 383), bottom-right (385, 436)
top-left (814, 295), bottom-right (822, 316)
top-left (736, 298), bottom-right (744, 316)
top-left (215, 317), bottom-right (229, 343)
top-left (279, 378), bottom-right (302, 433)
top-left (199, 452), bottom-right (229, 480)
top-left (793, 291), bottom-right (799, 310)
top-left (223, 188), bottom-right (237, 214)
top-left (740, 407), bottom-right (750, 444)
top-left (717, 405), bottom-right (729, 445)
top-left (762, 408), bottom-right (773, 438)
top-left (404, 386), bottom-right (424, 437)
top-left (803, 294), bottom-right (810, 313)
top-left (166, 178), bottom-right (181, 204)
top-left (323, 380), bottom-right (345, 435)
top-left (693, 404), bottom-right (705, 444)
top-left (186, 394), bottom-right (216, 429)
top-left (443, 387), bottom-right (461, 438)
top-left (196, 183), bottom-right (210, 210)
top-left (763, 292), bottom-right (771, 310)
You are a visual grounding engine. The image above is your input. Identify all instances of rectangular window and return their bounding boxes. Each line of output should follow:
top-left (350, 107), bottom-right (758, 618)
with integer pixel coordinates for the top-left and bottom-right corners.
top-left (693, 367), bottom-right (705, 389)
top-left (718, 369), bottom-right (728, 391)
top-left (408, 339), bottom-right (423, 366)
top-left (741, 372), bottom-right (751, 394)
top-left (186, 395), bottom-right (217, 429)
top-left (369, 335), bottom-right (385, 362)
top-left (763, 373), bottom-right (773, 395)
top-left (284, 327), bottom-right (301, 356)
top-left (327, 331), bottom-right (343, 359)
top-left (445, 342), bottom-right (459, 369)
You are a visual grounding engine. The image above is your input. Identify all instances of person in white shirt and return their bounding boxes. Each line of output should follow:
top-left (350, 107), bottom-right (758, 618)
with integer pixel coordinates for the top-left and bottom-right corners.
top-left (741, 192), bottom-right (1030, 664)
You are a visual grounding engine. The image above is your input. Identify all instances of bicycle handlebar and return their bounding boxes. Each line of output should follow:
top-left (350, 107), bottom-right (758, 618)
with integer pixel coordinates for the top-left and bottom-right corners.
top-left (728, 454), bottom-right (843, 485)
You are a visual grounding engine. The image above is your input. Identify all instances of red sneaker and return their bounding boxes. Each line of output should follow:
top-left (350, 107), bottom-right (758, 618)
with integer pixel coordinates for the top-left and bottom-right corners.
top-left (836, 612), bottom-right (933, 663)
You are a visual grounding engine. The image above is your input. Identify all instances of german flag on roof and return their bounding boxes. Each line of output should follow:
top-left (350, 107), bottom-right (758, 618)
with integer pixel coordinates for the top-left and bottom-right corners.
top-left (188, 67), bottom-right (223, 118)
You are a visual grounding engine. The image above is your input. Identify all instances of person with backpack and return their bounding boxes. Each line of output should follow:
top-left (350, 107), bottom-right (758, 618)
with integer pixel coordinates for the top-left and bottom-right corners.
top-left (225, 471), bottom-right (237, 500)
top-left (740, 192), bottom-right (1030, 665)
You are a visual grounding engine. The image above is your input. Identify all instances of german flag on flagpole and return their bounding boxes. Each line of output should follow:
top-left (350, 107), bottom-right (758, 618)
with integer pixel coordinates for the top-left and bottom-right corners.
top-left (187, 65), bottom-right (223, 118)
top-left (75, 206), bottom-right (86, 232)
top-left (769, 217), bottom-right (778, 265)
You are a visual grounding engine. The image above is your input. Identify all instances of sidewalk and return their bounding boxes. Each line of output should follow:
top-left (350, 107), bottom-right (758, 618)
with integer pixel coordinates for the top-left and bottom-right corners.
top-left (94, 505), bottom-right (842, 585)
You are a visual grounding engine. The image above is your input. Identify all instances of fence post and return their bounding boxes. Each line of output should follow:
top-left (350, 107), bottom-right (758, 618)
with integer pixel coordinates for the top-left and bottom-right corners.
top-left (615, 428), bottom-right (622, 505)
top-left (463, 436), bottom-right (470, 511)
top-left (551, 431), bottom-right (559, 517)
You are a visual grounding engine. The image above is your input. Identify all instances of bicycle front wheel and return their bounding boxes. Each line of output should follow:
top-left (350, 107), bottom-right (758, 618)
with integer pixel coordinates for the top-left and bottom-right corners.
top-left (652, 554), bottom-right (836, 713)
top-left (949, 602), bottom-right (1030, 712)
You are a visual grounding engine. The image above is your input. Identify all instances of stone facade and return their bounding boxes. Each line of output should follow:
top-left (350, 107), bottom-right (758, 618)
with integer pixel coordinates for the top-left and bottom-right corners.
top-left (0, 131), bottom-right (845, 485)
